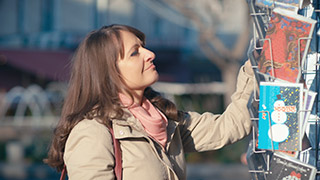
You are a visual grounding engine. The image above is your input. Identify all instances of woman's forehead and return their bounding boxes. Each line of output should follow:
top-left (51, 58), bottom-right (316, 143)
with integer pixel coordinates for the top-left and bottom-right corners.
top-left (120, 31), bottom-right (142, 50)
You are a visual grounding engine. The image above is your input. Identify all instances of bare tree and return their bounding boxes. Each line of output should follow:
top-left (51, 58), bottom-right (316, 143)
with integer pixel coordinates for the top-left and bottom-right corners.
top-left (162, 0), bottom-right (251, 105)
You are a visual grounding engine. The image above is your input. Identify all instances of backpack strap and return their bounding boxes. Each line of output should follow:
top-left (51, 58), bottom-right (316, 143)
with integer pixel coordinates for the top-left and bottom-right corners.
top-left (59, 125), bottom-right (122, 179)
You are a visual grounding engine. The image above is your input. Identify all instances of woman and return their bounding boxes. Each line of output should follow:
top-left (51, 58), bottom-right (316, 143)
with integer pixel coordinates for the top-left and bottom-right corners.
top-left (45, 24), bottom-right (255, 180)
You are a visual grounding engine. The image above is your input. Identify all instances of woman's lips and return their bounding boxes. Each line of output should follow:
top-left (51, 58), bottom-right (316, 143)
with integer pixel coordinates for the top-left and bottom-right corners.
top-left (145, 64), bottom-right (155, 71)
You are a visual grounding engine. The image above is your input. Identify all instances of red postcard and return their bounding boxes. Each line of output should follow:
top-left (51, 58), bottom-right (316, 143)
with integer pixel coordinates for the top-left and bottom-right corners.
top-left (257, 8), bottom-right (316, 83)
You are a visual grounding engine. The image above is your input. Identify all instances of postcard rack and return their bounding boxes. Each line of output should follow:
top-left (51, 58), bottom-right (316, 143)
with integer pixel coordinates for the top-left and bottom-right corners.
top-left (247, 0), bottom-right (320, 179)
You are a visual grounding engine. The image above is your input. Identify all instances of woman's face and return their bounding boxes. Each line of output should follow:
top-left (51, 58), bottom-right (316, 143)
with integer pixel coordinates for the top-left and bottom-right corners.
top-left (117, 30), bottom-right (158, 92)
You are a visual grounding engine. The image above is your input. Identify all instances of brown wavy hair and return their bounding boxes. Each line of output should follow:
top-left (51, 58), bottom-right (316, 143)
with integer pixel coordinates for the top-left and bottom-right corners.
top-left (44, 24), bottom-right (182, 171)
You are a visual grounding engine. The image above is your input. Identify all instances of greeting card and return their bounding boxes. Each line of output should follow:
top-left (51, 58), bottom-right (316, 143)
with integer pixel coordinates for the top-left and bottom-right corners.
top-left (258, 82), bottom-right (303, 151)
top-left (301, 90), bottom-right (317, 137)
top-left (255, 0), bottom-right (310, 11)
top-left (257, 8), bottom-right (316, 83)
top-left (266, 152), bottom-right (316, 180)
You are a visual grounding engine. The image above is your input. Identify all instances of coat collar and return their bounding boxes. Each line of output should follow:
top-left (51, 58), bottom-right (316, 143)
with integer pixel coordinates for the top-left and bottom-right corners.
top-left (111, 108), bottom-right (145, 139)
top-left (111, 108), bottom-right (179, 149)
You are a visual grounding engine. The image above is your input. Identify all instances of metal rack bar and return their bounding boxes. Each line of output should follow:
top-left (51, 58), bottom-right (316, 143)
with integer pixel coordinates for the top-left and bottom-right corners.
top-left (314, 0), bottom-right (320, 173)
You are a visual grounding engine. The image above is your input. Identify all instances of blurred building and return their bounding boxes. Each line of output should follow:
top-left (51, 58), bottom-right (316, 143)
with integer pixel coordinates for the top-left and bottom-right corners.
top-left (0, 0), bottom-right (226, 92)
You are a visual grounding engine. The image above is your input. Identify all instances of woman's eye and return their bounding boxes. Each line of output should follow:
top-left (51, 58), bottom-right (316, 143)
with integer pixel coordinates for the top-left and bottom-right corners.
top-left (131, 50), bottom-right (139, 56)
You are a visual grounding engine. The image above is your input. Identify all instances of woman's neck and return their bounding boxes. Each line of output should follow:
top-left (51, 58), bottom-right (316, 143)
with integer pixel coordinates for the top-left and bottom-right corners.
top-left (122, 89), bottom-right (144, 105)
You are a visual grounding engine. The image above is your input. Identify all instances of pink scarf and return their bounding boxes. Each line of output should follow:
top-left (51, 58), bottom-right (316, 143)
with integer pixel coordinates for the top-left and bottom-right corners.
top-left (119, 94), bottom-right (168, 148)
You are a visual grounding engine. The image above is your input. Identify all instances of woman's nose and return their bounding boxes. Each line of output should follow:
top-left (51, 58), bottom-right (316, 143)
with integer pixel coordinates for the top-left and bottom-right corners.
top-left (143, 48), bottom-right (155, 62)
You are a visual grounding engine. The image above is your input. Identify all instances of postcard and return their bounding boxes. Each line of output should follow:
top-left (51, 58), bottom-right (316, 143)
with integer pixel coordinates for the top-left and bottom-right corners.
top-left (255, 0), bottom-right (310, 10)
top-left (266, 152), bottom-right (316, 180)
top-left (257, 8), bottom-right (316, 83)
top-left (258, 82), bottom-right (303, 151)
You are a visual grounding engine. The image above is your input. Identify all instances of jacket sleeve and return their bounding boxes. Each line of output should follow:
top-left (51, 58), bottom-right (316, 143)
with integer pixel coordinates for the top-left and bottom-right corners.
top-left (180, 62), bottom-right (255, 153)
top-left (64, 119), bottom-right (115, 180)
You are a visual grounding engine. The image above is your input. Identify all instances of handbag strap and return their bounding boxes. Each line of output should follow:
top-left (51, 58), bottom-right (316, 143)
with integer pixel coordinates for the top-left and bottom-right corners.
top-left (109, 125), bottom-right (122, 180)
top-left (59, 165), bottom-right (66, 180)
top-left (59, 125), bottom-right (122, 179)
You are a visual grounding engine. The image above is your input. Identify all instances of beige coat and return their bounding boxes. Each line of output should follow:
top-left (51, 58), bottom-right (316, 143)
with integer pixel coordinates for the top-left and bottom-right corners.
top-left (64, 64), bottom-right (254, 180)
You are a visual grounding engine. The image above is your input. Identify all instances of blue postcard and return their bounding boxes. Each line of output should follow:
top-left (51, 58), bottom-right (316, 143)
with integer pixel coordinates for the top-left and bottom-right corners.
top-left (258, 82), bottom-right (303, 151)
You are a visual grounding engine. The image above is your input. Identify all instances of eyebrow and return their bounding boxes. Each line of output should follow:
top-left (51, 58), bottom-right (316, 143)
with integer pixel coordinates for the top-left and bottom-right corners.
top-left (127, 43), bottom-right (140, 56)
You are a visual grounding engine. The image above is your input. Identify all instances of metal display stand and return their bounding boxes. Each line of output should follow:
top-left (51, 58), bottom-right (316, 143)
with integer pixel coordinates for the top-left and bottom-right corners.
top-left (313, 1), bottom-right (320, 173)
top-left (246, 0), bottom-right (320, 179)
